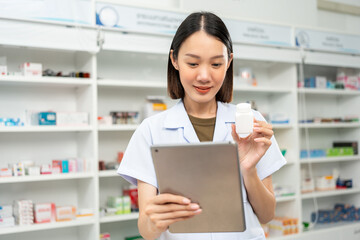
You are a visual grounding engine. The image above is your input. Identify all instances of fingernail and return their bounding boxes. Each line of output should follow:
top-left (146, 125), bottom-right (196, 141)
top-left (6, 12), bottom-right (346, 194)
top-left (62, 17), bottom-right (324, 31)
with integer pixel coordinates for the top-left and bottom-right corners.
top-left (190, 204), bottom-right (199, 209)
top-left (183, 198), bottom-right (191, 204)
top-left (194, 209), bottom-right (202, 213)
top-left (254, 123), bottom-right (260, 127)
top-left (253, 127), bottom-right (260, 131)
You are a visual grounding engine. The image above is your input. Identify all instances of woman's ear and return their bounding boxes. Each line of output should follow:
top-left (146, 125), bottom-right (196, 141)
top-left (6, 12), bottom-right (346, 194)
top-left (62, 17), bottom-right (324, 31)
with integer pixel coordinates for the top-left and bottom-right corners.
top-left (170, 50), bottom-right (179, 70)
top-left (227, 53), bottom-right (233, 69)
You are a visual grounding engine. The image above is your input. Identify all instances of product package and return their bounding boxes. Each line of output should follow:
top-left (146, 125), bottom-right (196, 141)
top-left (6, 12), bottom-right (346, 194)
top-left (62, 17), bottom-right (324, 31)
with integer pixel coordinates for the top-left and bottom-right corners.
top-left (13, 200), bottom-right (34, 225)
top-left (56, 206), bottom-right (76, 222)
top-left (56, 112), bottom-right (89, 126)
top-left (20, 62), bottom-right (42, 77)
top-left (34, 203), bottom-right (55, 223)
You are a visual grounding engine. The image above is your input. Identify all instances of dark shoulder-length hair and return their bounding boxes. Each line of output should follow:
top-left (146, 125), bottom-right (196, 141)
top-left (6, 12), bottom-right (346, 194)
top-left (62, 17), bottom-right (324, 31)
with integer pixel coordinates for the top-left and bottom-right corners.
top-left (167, 12), bottom-right (233, 103)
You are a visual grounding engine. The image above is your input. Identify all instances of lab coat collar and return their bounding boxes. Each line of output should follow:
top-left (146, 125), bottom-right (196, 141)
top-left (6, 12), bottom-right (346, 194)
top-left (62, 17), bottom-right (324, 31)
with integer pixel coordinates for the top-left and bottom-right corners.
top-left (163, 100), bottom-right (235, 142)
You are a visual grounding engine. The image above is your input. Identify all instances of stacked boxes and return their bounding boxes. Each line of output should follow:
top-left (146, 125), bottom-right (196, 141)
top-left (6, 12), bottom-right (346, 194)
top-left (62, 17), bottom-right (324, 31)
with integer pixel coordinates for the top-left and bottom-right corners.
top-left (13, 200), bottom-right (34, 225)
top-left (268, 217), bottom-right (298, 237)
top-left (0, 205), bottom-right (15, 228)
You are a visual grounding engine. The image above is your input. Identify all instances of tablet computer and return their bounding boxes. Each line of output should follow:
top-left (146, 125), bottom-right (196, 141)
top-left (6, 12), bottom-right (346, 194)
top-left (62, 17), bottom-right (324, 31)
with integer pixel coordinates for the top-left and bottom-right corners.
top-left (151, 141), bottom-right (246, 233)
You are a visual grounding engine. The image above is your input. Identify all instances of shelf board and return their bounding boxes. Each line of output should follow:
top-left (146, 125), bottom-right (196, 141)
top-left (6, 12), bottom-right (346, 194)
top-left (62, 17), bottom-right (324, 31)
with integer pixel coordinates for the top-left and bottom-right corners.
top-left (298, 88), bottom-right (360, 96)
top-left (97, 79), bottom-right (166, 88)
top-left (99, 170), bottom-right (118, 178)
top-left (0, 172), bottom-right (94, 184)
top-left (300, 155), bottom-right (360, 164)
top-left (268, 234), bottom-right (299, 240)
top-left (0, 76), bottom-right (93, 87)
top-left (301, 222), bottom-right (360, 237)
top-left (272, 124), bottom-right (293, 129)
top-left (299, 122), bottom-right (360, 128)
top-left (234, 85), bottom-right (292, 94)
top-left (0, 126), bottom-right (93, 133)
top-left (98, 125), bottom-right (138, 131)
top-left (276, 195), bottom-right (297, 202)
top-left (0, 217), bottom-right (95, 235)
top-left (302, 188), bottom-right (360, 199)
top-left (100, 213), bottom-right (139, 223)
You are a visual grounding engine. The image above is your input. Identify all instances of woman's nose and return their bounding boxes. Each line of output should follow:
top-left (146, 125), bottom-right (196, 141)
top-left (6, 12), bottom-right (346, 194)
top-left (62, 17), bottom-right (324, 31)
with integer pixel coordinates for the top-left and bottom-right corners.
top-left (196, 65), bottom-right (211, 82)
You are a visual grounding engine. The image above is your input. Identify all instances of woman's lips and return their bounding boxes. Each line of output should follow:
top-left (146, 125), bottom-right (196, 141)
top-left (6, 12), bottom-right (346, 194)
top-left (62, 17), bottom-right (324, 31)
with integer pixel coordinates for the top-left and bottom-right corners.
top-left (194, 86), bottom-right (211, 94)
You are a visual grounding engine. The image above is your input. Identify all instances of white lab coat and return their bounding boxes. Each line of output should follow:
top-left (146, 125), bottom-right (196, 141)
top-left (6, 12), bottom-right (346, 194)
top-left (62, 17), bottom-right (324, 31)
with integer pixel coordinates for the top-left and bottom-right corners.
top-left (118, 100), bottom-right (286, 240)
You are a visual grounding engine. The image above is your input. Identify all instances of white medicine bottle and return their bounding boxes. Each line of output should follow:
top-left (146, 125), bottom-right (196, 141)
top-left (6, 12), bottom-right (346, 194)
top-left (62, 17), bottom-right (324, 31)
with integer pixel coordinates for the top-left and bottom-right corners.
top-left (235, 103), bottom-right (253, 138)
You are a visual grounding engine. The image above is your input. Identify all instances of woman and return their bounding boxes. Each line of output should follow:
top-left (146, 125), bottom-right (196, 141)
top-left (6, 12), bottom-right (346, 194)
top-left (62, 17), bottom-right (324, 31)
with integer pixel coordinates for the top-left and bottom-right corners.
top-left (118, 12), bottom-right (286, 240)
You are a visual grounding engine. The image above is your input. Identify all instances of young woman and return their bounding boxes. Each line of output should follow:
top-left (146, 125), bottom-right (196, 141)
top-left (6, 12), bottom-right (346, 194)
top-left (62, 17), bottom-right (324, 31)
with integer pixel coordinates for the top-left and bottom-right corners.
top-left (118, 12), bottom-right (286, 240)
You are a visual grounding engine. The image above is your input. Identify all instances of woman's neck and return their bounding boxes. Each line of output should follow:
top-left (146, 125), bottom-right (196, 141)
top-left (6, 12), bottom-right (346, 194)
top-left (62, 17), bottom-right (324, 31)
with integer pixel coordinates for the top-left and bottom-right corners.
top-left (183, 97), bottom-right (217, 119)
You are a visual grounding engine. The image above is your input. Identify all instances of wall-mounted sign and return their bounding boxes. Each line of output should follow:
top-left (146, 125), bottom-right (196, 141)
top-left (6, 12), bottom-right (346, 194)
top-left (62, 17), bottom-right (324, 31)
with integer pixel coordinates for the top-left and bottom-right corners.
top-left (96, 3), bottom-right (186, 35)
top-left (224, 19), bottom-right (293, 47)
top-left (295, 28), bottom-right (360, 54)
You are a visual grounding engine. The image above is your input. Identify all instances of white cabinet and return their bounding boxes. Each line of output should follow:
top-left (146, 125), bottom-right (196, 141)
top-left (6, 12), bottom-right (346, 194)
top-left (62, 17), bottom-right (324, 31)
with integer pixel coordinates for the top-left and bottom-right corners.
top-left (0, 20), bottom-right (99, 240)
top-left (1, 16), bottom-right (360, 240)
top-left (298, 51), bottom-right (360, 238)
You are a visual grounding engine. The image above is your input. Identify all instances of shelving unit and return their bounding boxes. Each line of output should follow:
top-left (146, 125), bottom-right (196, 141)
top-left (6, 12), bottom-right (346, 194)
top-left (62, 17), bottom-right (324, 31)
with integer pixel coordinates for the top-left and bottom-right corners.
top-left (0, 5), bottom-right (360, 240)
top-left (298, 50), bottom-right (360, 240)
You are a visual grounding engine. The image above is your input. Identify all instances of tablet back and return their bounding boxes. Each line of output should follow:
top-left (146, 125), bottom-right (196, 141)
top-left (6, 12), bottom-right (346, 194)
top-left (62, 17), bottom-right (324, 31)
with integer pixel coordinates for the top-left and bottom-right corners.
top-left (151, 142), bottom-right (246, 233)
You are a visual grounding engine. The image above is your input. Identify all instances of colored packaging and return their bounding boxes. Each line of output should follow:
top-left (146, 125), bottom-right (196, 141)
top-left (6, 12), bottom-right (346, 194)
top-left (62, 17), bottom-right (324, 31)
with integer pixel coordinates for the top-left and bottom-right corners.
top-left (52, 160), bottom-right (62, 174)
top-left (38, 112), bottom-right (56, 126)
top-left (40, 164), bottom-right (52, 174)
top-left (123, 185), bottom-right (139, 211)
top-left (100, 233), bottom-right (111, 240)
top-left (0, 168), bottom-right (12, 177)
top-left (61, 160), bottom-right (69, 173)
top-left (34, 203), bottom-right (55, 223)
top-left (76, 208), bottom-right (94, 218)
top-left (122, 196), bottom-right (131, 214)
top-left (107, 196), bottom-right (123, 214)
top-left (56, 206), bottom-right (76, 222)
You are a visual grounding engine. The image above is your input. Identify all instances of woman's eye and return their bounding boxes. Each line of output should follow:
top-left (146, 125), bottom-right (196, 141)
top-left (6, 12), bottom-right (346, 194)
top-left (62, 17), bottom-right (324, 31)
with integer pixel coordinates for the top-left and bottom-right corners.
top-left (212, 63), bottom-right (223, 67)
top-left (187, 63), bottom-right (198, 67)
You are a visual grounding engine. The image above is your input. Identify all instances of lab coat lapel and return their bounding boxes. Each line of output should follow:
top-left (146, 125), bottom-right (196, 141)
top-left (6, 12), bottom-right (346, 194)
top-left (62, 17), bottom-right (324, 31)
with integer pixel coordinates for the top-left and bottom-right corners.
top-left (213, 102), bottom-right (235, 142)
top-left (163, 100), bottom-right (199, 143)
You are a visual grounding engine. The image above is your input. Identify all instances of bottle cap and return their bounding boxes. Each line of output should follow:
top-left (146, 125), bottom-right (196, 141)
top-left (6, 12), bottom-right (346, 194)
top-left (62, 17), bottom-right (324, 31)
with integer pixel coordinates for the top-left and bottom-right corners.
top-left (236, 103), bottom-right (251, 113)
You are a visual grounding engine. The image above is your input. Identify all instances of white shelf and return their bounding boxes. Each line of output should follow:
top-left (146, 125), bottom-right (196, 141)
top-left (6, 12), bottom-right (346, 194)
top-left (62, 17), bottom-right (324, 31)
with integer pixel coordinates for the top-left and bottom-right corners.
top-left (99, 170), bottom-right (118, 178)
top-left (97, 79), bottom-right (166, 88)
top-left (0, 126), bottom-right (93, 133)
top-left (298, 88), bottom-right (360, 96)
top-left (299, 122), bottom-right (360, 128)
top-left (98, 125), bottom-right (138, 132)
top-left (0, 172), bottom-right (94, 184)
top-left (301, 222), bottom-right (360, 238)
top-left (0, 76), bottom-right (93, 87)
top-left (268, 234), bottom-right (300, 240)
top-left (234, 85), bottom-right (292, 94)
top-left (276, 195), bottom-right (297, 202)
top-left (301, 188), bottom-right (360, 199)
top-left (0, 217), bottom-right (96, 235)
top-left (100, 213), bottom-right (139, 223)
top-left (300, 155), bottom-right (360, 164)
top-left (272, 124), bottom-right (294, 129)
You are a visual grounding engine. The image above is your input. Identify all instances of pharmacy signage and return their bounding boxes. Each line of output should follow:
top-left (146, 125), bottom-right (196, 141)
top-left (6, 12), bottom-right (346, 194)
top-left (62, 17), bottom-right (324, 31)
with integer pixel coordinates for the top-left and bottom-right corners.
top-left (96, 3), bottom-right (186, 35)
top-left (295, 28), bottom-right (360, 54)
top-left (224, 19), bottom-right (293, 47)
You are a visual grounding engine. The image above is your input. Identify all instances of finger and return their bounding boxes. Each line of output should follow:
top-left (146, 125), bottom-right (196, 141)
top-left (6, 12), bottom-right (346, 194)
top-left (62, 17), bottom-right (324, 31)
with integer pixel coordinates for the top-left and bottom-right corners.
top-left (231, 124), bottom-right (241, 142)
top-left (254, 120), bottom-right (273, 130)
top-left (151, 209), bottom-right (202, 222)
top-left (154, 213), bottom-right (201, 230)
top-left (147, 203), bottom-right (200, 214)
top-left (253, 127), bottom-right (273, 139)
top-left (153, 193), bottom-right (191, 205)
top-left (254, 137), bottom-right (272, 146)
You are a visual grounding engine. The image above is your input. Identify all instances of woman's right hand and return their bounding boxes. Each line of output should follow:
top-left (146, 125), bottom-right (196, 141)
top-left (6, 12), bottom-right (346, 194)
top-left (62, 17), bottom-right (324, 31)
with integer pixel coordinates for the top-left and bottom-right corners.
top-left (137, 180), bottom-right (202, 239)
top-left (144, 193), bottom-right (202, 233)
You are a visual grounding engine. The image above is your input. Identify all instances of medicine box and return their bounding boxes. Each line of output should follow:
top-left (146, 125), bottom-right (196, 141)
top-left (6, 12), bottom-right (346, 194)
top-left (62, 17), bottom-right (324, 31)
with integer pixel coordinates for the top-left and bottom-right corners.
top-left (34, 203), bottom-right (55, 223)
top-left (56, 206), bottom-right (76, 222)
top-left (20, 62), bottom-right (42, 77)
top-left (56, 112), bottom-right (88, 126)
top-left (0, 65), bottom-right (7, 76)
top-left (38, 112), bottom-right (56, 126)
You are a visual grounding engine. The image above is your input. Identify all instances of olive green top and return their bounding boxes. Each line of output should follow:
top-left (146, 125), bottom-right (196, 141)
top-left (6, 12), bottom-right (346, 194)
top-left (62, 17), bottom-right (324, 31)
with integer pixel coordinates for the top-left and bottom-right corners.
top-left (188, 114), bottom-right (216, 142)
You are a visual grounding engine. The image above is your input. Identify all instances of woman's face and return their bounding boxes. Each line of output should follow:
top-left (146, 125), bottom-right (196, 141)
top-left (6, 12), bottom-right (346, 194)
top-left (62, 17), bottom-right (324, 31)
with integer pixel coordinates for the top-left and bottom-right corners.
top-left (171, 31), bottom-right (233, 107)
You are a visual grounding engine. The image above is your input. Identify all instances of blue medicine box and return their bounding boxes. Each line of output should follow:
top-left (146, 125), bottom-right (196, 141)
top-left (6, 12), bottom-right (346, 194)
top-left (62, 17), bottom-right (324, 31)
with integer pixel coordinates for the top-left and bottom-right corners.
top-left (38, 112), bottom-right (56, 125)
top-left (62, 160), bottom-right (69, 173)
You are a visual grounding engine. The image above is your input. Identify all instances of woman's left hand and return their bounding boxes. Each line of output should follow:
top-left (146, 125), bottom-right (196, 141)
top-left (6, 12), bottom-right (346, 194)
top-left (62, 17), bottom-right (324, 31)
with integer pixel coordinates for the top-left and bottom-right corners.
top-left (231, 119), bottom-right (273, 172)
